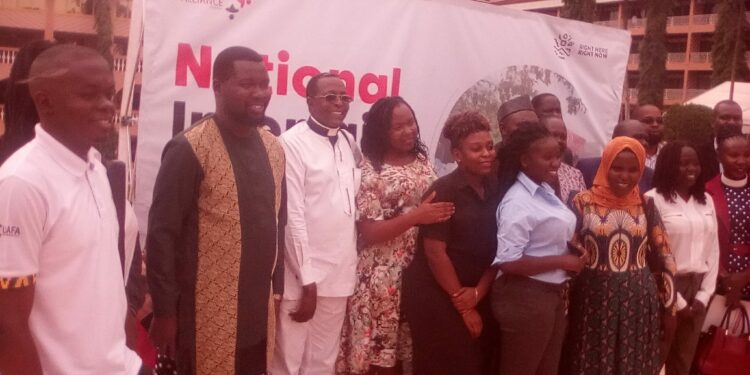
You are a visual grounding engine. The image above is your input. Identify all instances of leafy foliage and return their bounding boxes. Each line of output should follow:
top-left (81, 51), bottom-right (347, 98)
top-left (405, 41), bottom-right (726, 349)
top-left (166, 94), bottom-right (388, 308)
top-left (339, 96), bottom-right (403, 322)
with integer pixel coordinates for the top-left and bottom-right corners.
top-left (637, 0), bottom-right (672, 105)
top-left (711, 0), bottom-right (750, 86)
top-left (93, 0), bottom-right (113, 67)
top-left (664, 104), bottom-right (713, 145)
top-left (561, 0), bottom-right (596, 23)
top-left (92, 0), bottom-right (117, 159)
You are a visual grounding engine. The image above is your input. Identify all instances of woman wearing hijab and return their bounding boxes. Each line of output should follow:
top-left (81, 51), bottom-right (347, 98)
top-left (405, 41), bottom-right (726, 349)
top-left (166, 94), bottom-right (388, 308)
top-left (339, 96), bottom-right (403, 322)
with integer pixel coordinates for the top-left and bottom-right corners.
top-left (563, 137), bottom-right (677, 374)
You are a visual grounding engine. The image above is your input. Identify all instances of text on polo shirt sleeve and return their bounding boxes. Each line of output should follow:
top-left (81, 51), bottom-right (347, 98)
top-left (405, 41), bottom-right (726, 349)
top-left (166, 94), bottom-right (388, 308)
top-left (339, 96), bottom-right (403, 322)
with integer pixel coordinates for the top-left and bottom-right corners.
top-left (0, 176), bottom-right (46, 289)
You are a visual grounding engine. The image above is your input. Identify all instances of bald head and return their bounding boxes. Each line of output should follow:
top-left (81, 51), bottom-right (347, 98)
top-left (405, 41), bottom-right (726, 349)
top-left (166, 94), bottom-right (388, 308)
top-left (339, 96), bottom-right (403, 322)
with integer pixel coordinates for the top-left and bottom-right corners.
top-left (613, 119), bottom-right (648, 149)
top-left (713, 100), bottom-right (743, 134)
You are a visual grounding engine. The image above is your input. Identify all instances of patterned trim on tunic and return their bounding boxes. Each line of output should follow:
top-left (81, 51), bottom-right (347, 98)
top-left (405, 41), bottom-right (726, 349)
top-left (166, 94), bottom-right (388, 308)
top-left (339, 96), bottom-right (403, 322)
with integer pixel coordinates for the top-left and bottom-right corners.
top-left (184, 117), bottom-right (243, 374)
top-left (0, 274), bottom-right (36, 289)
top-left (185, 122), bottom-right (286, 372)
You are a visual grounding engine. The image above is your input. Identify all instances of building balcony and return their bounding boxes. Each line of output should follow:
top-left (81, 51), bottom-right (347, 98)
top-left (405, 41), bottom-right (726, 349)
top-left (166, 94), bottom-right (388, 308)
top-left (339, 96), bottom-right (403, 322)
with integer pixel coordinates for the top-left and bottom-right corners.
top-left (688, 52), bottom-right (712, 70)
top-left (628, 53), bottom-right (689, 71)
top-left (1, 0), bottom-right (131, 16)
top-left (0, 47), bottom-right (141, 90)
top-left (0, 2), bottom-right (131, 37)
top-left (627, 88), bottom-right (708, 106)
top-left (629, 51), bottom-right (750, 72)
top-left (627, 17), bottom-right (645, 35)
top-left (627, 12), bottom-right (750, 35)
top-left (593, 19), bottom-right (622, 29)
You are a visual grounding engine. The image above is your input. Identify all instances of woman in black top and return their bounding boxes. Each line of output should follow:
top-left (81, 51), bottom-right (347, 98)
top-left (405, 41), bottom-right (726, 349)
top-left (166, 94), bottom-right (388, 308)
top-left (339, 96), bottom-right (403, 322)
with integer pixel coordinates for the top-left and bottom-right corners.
top-left (402, 111), bottom-right (499, 375)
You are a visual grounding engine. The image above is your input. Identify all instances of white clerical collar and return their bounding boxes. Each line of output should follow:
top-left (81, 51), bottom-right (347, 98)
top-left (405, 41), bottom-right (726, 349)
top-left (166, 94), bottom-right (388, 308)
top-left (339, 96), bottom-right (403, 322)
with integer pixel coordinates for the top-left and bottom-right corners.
top-left (309, 116), bottom-right (340, 137)
top-left (721, 174), bottom-right (748, 188)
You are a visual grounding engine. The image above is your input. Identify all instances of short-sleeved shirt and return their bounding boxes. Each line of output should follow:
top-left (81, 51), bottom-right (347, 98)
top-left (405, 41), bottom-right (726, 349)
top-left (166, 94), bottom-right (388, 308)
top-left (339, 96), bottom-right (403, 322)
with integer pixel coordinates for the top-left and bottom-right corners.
top-left (494, 172), bottom-right (576, 284)
top-left (408, 168), bottom-right (500, 287)
top-left (0, 125), bottom-right (140, 374)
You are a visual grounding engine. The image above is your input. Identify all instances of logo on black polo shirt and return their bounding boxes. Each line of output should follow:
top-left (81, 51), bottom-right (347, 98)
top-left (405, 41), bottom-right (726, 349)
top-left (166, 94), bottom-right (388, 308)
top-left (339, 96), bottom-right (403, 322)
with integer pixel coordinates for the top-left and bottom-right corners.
top-left (0, 224), bottom-right (20, 238)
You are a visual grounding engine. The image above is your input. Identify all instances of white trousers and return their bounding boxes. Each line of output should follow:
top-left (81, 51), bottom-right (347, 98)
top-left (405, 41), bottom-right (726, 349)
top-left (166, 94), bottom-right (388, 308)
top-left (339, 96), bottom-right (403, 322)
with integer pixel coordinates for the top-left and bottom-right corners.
top-left (270, 296), bottom-right (348, 375)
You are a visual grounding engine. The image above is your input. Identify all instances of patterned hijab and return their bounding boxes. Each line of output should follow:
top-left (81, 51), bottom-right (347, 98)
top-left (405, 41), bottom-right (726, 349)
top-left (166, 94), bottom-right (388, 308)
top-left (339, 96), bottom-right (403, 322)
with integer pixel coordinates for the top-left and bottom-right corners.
top-left (591, 137), bottom-right (646, 209)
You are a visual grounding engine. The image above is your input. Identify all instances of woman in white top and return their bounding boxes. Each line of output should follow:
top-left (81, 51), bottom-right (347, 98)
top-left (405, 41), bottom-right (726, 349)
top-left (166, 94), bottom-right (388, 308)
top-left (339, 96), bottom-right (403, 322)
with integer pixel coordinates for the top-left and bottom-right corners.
top-left (645, 140), bottom-right (719, 375)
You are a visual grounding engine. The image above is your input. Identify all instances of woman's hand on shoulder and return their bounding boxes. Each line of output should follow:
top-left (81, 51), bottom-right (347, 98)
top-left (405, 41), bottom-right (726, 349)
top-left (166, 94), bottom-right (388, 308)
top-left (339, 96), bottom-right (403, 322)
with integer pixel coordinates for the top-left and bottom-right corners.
top-left (412, 191), bottom-right (455, 225)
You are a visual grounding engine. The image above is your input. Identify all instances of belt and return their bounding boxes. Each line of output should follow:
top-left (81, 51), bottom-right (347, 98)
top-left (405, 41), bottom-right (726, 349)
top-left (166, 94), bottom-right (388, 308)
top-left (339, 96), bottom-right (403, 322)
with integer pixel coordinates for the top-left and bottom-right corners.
top-left (498, 274), bottom-right (567, 293)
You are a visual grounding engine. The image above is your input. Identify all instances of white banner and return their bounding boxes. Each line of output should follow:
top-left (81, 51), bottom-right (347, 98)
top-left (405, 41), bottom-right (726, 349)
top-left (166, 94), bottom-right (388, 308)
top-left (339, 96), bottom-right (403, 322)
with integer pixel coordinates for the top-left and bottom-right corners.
top-left (136, 0), bottom-right (631, 235)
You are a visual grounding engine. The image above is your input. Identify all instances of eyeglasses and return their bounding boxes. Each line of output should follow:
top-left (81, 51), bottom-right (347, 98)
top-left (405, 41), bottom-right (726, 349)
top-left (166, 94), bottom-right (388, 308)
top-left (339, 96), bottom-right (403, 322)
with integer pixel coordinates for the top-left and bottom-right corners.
top-left (312, 94), bottom-right (353, 103)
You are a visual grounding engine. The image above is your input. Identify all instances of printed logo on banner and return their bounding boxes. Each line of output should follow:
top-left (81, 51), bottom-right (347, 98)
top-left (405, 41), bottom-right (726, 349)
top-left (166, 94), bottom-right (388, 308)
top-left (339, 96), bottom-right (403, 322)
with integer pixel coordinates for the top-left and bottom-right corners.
top-left (225, 0), bottom-right (252, 20)
top-left (179, 0), bottom-right (252, 20)
top-left (554, 33), bottom-right (575, 59)
top-left (554, 33), bottom-right (610, 61)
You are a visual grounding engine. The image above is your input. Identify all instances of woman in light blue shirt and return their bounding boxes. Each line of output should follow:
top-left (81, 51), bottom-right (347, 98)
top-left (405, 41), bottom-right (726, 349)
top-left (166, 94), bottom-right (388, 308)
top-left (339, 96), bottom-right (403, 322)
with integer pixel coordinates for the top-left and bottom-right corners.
top-left (492, 123), bottom-right (584, 375)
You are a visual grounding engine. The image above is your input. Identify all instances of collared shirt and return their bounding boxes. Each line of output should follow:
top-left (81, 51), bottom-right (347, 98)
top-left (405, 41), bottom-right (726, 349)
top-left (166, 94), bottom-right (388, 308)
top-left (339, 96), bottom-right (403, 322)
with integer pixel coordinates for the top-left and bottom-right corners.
top-left (0, 125), bottom-right (140, 374)
top-left (406, 168), bottom-right (500, 288)
top-left (645, 142), bottom-right (665, 170)
top-left (494, 172), bottom-right (576, 284)
top-left (280, 119), bottom-right (361, 299)
top-left (645, 189), bottom-right (720, 310)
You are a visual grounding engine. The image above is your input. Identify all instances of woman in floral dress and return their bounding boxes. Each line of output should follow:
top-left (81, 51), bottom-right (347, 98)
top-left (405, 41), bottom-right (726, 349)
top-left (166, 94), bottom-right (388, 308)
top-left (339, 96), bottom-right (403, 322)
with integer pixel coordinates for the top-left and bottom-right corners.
top-left (337, 96), bottom-right (453, 375)
top-left (562, 137), bottom-right (677, 375)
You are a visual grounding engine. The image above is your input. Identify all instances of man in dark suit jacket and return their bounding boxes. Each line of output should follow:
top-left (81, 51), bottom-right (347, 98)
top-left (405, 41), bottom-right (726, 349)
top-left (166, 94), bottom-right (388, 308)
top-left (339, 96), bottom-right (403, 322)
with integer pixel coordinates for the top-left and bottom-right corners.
top-left (576, 119), bottom-right (654, 191)
top-left (699, 100), bottom-right (744, 181)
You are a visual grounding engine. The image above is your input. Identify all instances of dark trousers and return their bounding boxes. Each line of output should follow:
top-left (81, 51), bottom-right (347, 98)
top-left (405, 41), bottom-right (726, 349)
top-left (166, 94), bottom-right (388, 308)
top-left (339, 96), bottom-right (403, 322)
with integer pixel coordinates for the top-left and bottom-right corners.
top-left (663, 273), bottom-right (707, 375)
top-left (236, 338), bottom-right (267, 375)
top-left (491, 274), bottom-right (567, 375)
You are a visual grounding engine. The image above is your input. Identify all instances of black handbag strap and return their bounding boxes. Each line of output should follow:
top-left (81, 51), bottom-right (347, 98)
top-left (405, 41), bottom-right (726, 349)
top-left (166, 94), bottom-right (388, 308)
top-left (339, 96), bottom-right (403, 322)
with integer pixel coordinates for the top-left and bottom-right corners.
top-left (720, 303), bottom-right (750, 334)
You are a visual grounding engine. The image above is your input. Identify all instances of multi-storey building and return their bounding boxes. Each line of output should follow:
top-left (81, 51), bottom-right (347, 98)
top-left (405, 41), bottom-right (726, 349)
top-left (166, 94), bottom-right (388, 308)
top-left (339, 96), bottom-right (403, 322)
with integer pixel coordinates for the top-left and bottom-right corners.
top-left (0, 0), bottom-right (139, 134)
top-left (482, 0), bottom-right (750, 107)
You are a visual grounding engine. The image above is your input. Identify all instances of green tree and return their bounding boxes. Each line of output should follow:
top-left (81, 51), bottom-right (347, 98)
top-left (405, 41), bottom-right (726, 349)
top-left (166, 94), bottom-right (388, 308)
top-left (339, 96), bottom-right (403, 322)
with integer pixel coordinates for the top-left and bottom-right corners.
top-left (664, 104), bottom-right (713, 145)
top-left (637, 0), bottom-right (671, 105)
top-left (711, 0), bottom-right (750, 86)
top-left (93, 0), bottom-right (113, 67)
top-left (92, 0), bottom-right (117, 159)
top-left (561, 0), bottom-right (596, 22)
